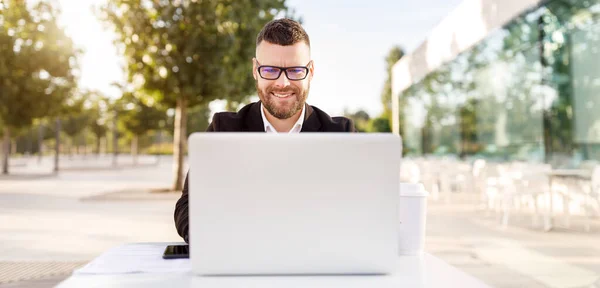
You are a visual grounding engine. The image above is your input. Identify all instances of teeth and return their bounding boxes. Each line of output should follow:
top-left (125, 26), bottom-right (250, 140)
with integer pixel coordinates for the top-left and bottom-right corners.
top-left (272, 93), bottom-right (292, 98)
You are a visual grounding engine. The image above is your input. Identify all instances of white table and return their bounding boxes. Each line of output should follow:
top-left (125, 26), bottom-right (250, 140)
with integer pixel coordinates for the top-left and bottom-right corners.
top-left (55, 243), bottom-right (490, 288)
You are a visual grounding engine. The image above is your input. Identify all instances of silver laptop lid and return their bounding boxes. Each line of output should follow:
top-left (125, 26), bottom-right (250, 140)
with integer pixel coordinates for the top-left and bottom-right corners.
top-left (188, 133), bottom-right (401, 275)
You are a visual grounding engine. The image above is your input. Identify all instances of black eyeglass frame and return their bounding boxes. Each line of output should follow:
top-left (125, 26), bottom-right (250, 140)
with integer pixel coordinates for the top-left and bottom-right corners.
top-left (256, 60), bottom-right (313, 81)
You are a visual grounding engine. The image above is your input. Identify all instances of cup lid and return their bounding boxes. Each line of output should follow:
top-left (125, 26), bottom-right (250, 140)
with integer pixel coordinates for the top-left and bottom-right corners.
top-left (400, 182), bottom-right (429, 197)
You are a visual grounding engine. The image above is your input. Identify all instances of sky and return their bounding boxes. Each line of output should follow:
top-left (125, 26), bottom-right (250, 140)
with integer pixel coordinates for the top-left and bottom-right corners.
top-left (55, 0), bottom-right (463, 117)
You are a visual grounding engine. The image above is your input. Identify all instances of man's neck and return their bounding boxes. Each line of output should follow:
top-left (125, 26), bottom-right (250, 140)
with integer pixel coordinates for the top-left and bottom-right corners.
top-left (264, 107), bottom-right (303, 133)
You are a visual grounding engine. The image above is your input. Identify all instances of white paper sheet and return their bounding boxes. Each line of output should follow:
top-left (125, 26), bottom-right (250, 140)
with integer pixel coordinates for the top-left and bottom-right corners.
top-left (74, 242), bottom-right (191, 275)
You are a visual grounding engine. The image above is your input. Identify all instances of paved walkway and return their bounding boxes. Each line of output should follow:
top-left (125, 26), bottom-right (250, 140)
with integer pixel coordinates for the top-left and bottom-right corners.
top-left (425, 199), bottom-right (600, 288)
top-left (1, 157), bottom-right (599, 287)
top-left (0, 156), bottom-right (182, 287)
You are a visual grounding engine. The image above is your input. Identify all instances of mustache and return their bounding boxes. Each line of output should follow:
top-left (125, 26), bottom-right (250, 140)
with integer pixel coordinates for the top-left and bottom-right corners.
top-left (267, 87), bottom-right (299, 94)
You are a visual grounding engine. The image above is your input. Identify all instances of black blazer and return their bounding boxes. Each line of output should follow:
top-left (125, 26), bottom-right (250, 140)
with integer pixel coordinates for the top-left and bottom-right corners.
top-left (174, 101), bottom-right (357, 242)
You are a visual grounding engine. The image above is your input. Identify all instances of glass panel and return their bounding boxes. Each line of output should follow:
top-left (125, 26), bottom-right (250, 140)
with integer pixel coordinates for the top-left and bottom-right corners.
top-left (570, 16), bottom-right (600, 160)
top-left (544, 0), bottom-right (600, 165)
top-left (398, 0), bottom-right (600, 165)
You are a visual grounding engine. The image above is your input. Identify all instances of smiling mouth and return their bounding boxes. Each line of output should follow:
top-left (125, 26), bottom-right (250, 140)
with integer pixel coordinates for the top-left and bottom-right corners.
top-left (271, 92), bottom-right (294, 99)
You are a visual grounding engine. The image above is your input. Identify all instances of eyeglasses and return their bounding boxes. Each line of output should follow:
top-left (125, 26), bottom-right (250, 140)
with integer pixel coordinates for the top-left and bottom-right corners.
top-left (256, 60), bottom-right (312, 81)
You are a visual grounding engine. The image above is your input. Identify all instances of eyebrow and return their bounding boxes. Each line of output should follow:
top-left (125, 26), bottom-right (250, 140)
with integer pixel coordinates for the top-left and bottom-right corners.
top-left (256, 60), bottom-right (311, 67)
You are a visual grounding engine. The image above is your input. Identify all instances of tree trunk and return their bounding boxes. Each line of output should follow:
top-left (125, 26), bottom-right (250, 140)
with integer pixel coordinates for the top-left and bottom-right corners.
top-left (81, 134), bottom-right (87, 159)
top-left (96, 137), bottom-right (101, 157)
top-left (112, 112), bottom-right (119, 167)
top-left (131, 135), bottom-right (139, 166)
top-left (26, 129), bottom-right (33, 156)
top-left (104, 136), bottom-right (109, 155)
top-left (67, 140), bottom-right (73, 159)
top-left (156, 130), bottom-right (162, 164)
top-left (2, 127), bottom-right (10, 175)
top-left (172, 97), bottom-right (188, 191)
top-left (102, 136), bottom-right (108, 156)
top-left (38, 124), bottom-right (44, 164)
top-left (54, 118), bottom-right (61, 173)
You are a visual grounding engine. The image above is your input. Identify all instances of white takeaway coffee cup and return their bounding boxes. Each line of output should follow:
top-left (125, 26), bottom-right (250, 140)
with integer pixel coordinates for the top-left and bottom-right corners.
top-left (398, 182), bottom-right (429, 255)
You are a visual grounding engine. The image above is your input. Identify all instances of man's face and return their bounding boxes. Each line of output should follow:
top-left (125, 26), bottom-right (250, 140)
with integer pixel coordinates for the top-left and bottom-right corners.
top-left (253, 41), bottom-right (313, 120)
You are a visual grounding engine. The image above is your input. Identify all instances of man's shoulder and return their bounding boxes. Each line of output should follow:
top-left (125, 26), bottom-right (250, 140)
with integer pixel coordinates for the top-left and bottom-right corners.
top-left (209, 102), bottom-right (258, 131)
top-left (212, 102), bottom-right (255, 120)
top-left (309, 105), bottom-right (356, 132)
top-left (208, 102), bottom-right (356, 132)
top-left (211, 110), bottom-right (244, 124)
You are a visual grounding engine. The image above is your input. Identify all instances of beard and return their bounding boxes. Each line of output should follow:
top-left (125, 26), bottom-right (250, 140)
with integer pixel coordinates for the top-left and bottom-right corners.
top-left (256, 81), bottom-right (309, 120)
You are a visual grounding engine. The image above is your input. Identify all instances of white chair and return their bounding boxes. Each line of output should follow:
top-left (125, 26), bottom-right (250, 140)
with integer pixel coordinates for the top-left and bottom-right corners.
top-left (482, 163), bottom-right (505, 214)
top-left (578, 165), bottom-right (600, 231)
top-left (437, 159), bottom-right (454, 203)
top-left (454, 161), bottom-right (474, 194)
top-left (492, 162), bottom-right (551, 229)
top-left (553, 164), bottom-right (600, 232)
top-left (512, 163), bottom-right (552, 229)
top-left (417, 159), bottom-right (440, 201)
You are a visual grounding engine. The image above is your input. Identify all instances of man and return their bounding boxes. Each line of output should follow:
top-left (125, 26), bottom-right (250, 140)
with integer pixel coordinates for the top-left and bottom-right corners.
top-left (174, 18), bottom-right (356, 243)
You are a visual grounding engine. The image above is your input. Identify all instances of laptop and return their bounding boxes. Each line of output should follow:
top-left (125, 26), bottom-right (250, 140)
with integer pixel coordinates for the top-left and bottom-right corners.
top-left (187, 133), bottom-right (401, 275)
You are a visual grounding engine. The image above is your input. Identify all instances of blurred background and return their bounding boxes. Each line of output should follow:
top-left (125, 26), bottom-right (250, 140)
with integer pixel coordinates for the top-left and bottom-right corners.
top-left (1, 0), bottom-right (599, 287)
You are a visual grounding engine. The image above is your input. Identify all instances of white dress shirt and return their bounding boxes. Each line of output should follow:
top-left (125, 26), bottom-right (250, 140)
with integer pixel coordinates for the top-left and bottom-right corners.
top-left (260, 103), bottom-right (306, 133)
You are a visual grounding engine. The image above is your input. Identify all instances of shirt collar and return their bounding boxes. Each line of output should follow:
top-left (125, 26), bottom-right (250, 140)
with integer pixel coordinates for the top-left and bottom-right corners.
top-left (260, 103), bottom-right (306, 133)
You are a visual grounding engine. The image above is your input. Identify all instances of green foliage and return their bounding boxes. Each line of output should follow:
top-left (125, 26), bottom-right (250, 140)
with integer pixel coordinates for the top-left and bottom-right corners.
top-left (344, 109), bottom-right (370, 132)
top-left (381, 46), bottom-right (405, 116)
top-left (368, 117), bottom-right (391, 133)
top-left (0, 0), bottom-right (78, 129)
top-left (162, 104), bottom-right (211, 137)
top-left (117, 92), bottom-right (166, 137)
top-left (62, 114), bottom-right (90, 138)
top-left (90, 119), bottom-right (108, 140)
top-left (99, 0), bottom-right (293, 108)
top-left (344, 111), bottom-right (392, 133)
top-left (59, 93), bottom-right (89, 138)
top-left (88, 94), bottom-right (110, 141)
top-left (186, 105), bottom-right (211, 136)
top-left (375, 46), bottom-right (405, 135)
top-left (99, 0), bottom-right (297, 189)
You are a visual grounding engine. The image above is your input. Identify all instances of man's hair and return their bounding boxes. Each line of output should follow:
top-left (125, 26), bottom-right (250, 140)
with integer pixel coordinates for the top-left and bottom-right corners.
top-left (256, 18), bottom-right (310, 47)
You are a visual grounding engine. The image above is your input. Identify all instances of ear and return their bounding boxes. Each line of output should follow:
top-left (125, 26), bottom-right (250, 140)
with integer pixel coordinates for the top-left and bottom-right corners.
top-left (309, 60), bottom-right (315, 81)
top-left (252, 58), bottom-right (258, 80)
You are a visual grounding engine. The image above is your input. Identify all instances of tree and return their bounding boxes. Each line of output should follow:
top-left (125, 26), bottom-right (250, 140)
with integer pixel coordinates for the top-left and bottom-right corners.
top-left (117, 92), bottom-right (165, 165)
top-left (90, 119), bottom-right (108, 154)
top-left (62, 114), bottom-right (90, 156)
top-left (59, 91), bottom-right (94, 157)
top-left (65, 90), bottom-right (112, 156)
top-left (164, 104), bottom-right (212, 137)
top-left (0, 0), bottom-right (77, 174)
top-left (100, 0), bottom-right (295, 190)
top-left (344, 109), bottom-right (371, 132)
top-left (368, 117), bottom-right (391, 133)
top-left (186, 104), bottom-right (211, 137)
top-left (42, 93), bottom-right (87, 171)
top-left (88, 95), bottom-right (110, 155)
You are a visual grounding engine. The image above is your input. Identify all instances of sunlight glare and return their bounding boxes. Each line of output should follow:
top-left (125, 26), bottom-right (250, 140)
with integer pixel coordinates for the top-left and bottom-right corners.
top-left (56, 0), bottom-right (124, 98)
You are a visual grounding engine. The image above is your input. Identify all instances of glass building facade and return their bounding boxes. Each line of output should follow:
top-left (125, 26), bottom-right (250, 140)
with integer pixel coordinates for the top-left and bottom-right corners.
top-left (400, 0), bottom-right (600, 167)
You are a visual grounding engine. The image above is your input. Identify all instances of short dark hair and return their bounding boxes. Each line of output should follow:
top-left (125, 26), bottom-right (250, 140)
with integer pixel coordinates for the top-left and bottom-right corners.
top-left (256, 18), bottom-right (310, 48)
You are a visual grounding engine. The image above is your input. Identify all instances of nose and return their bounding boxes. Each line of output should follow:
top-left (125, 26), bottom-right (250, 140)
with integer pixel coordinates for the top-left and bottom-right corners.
top-left (273, 71), bottom-right (291, 88)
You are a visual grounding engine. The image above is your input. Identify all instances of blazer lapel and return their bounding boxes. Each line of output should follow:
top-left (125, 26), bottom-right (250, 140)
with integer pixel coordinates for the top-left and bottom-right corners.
top-left (244, 102), bottom-right (266, 132)
top-left (300, 104), bottom-right (322, 132)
